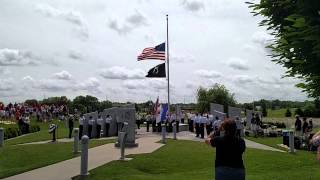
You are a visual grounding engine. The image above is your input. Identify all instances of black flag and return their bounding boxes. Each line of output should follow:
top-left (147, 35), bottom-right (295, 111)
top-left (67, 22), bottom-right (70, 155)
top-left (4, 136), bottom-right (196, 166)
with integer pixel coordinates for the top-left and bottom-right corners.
top-left (146, 63), bottom-right (166, 78)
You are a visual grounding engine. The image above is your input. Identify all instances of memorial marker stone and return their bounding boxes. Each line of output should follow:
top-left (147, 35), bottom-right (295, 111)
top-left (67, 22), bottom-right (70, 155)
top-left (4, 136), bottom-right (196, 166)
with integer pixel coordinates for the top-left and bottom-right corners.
top-left (210, 103), bottom-right (226, 120)
top-left (228, 106), bottom-right (242, 120)
top-left (115, 106), bottom-right (138, 147)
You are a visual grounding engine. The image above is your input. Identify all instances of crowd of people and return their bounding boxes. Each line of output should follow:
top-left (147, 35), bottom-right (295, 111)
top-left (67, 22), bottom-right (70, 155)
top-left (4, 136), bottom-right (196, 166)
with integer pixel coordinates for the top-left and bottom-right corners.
top-left (0, 102), bottom-right (68, 134)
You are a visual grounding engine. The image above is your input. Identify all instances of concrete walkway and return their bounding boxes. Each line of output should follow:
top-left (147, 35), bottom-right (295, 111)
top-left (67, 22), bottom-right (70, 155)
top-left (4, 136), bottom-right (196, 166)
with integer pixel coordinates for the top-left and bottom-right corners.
top-left (136, 128), bottom-right (285, 152)
top-left (3, 136), bottom-right (163, 180)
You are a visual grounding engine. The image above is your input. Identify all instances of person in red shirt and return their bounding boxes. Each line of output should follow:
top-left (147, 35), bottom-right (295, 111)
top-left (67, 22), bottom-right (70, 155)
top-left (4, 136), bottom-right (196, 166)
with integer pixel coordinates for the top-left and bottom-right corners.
top-left (15, 110), bottom-right (21, 121)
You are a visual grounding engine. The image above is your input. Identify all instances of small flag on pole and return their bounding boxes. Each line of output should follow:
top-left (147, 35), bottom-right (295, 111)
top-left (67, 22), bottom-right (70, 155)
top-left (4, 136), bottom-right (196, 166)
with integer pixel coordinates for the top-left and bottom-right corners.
top-left (146, 63), bottom-right (166, 78)
top-left (153, 96), bottom-right (160, 115)
top-left (138, 43), bottom-right (165, 61)
top-left (160, 104), bottom-right (168, 122)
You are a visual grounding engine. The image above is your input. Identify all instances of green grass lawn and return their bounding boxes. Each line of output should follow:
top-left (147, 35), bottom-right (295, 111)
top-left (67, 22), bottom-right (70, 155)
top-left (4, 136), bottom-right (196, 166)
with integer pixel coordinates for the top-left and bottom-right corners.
top-left (267, 108), bottom-right (296, 118)
top-left (0, 139), bottom-right (114, 179)
top-left (246, 136), bottom-right (285, 150)
top-left (88, 140), bottom-right (320, 180)
top-left (3, 118), bottom-right (79, 145)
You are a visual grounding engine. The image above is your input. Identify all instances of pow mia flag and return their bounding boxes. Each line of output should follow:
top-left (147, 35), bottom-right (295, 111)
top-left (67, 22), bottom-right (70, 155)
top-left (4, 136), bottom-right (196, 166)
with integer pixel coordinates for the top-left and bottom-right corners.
top-left (146, 63), bottom-right (166, 78)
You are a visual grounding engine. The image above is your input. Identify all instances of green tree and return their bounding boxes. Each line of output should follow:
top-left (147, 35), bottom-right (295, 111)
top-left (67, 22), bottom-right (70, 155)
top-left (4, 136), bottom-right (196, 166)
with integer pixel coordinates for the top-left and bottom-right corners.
top-left (196, 84), bottom-right (236, 114)
top-left (248, 0), bottom-right (320, 98)
top-left (262, 103), bottom-right (268, 117)
top-left (295, 108), bottom-right (304, 117)
top-left (285, 108), bottom-right (292, 117)
top-left (73, 95), bottom-right (99, 113)
top-left (24, 99), bottom-right (38, 106)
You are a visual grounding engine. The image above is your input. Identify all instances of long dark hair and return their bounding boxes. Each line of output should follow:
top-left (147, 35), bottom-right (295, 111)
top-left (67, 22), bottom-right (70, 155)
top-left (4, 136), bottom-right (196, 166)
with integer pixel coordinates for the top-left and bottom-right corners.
top-left (221, 119), bottom-right (237, 140)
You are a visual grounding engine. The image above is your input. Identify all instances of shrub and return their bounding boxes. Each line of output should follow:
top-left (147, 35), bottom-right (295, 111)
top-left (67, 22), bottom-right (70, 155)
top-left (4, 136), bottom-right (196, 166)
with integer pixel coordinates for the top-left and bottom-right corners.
top-left (3, 124), bottom-right (40, 140)
top-left (295, 108), bottom-right (304, 117)
top-left (29, 125), bottom-right (40, 133)
top-left (285, 109), bottom-right (292, 117)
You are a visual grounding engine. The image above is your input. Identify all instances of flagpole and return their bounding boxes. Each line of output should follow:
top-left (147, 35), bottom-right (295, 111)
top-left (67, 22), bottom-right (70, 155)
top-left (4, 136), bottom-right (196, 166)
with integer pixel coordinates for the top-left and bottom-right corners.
top-left (166, 14), bottom-right (170, 117)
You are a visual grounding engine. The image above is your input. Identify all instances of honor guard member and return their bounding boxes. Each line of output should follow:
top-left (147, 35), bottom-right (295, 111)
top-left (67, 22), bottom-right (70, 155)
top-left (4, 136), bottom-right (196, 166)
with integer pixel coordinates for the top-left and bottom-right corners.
top-left (105, 115), bottom-right (112, 137)
top-left (68, 115), bottom-right (74, 138)
top-left (79, 114), bottom-right (84, 139)
top-left (213, 116), bottom-right (221, 136)
top-left (136, 113), bottom-right (141, 129)
top-left (151, 115), bottom-right (157, 132)
top-left (88, 116), bottom-right (94, 139)
top-left (194, 113), bottom-right (200, 137)
top-left (97, 115), bottom-right (104, 138)
top-left (168, 114), bottom-right (175, 132)
top-left (205, 114), bottom-right (213, 137)
top-left (189, 113), bottom-right (195, 132)
top-left (200, 114), bottom-right (206, 139)
top-left (146, 114), bottom-right (151, 132)
top-left (176, 113), bottom-right (180, 133)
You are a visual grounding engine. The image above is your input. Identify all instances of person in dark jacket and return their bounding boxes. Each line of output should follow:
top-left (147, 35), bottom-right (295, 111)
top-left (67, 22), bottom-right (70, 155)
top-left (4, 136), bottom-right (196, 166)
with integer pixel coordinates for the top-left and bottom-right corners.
top-left (205, 119), bottom-right (246, 180)
top-left (295, 115), bottom-right (302, 137)
top-left (302, 117), bottom-right (309, 135)
top-left (68, 115), bottom-right (74, 138)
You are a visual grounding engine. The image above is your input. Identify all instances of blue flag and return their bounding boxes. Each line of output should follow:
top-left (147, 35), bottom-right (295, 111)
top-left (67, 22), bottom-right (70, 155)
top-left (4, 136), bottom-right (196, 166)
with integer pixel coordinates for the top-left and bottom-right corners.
top-left (160, 103), bottom-right (168, 122)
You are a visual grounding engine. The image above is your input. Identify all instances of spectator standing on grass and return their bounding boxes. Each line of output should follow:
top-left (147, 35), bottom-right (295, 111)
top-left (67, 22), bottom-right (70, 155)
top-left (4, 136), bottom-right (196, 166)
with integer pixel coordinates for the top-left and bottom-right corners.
top-left (311, 131), bottom-right (320, 161)
top-left (250, 113), bottom-right (257, 137)
top-left (68, 115), bottom-right (74, 138)
top-left (295, 115), bottom-right (302, 137)
top-left (308, 119), bottom-right (313, 132)
top-left (79, 114), bottom-right (84, 139)
top-left (205, 120), bottom-right (246, 180)
top-left (302, 117), bottom-right (309, 135)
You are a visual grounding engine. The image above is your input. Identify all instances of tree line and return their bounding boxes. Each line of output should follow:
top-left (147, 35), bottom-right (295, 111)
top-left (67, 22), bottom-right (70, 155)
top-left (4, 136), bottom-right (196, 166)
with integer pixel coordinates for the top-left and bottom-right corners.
top-left (196, 83), bottom-right (320, 117)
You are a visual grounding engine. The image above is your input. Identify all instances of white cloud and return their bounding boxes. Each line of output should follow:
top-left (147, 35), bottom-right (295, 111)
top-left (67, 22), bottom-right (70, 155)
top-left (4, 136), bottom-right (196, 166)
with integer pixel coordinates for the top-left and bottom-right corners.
top-left (22, 76), bottom-right (34, 81)
top-left (0, 78), bottom-right (15, 91)
top-left (37, 79), bottom-right (70, 91)
top-left (194, 69), bottom-right (221, 78)
top-left (52, 70), bottom-right (72, 80)
top-left (171, 54), bottom-right (195, 63)
top-left (182, 0), bottom-right (205, 12)
top-left (123, 79), bottom-right (167, 90)
top-left (226, 57), bottom-right (250, 71)
top-left (68, 50), bottom-right (83, 61)
top-left (233, 75), bottom-right (254, 83)
top-left (252, 31), bottom-right (273, 47)
top-left (0, 48), bottom-right (40, 66)
top-left (123, 80), bottom-right (147, 90)
top-left (99, 66), bottom-right (145, 80)
top-left (35, 4), bottom-right (89, 40)
top-left (108, 10), bottom-right (148, 35)
top-left (75, 77), bottom-right (102, 94)
top-left (0, 67), bottom-right (10, 75)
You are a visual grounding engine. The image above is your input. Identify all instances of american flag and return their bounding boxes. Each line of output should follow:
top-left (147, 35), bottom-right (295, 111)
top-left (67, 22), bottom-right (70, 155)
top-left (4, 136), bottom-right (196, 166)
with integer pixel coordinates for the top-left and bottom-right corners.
top-left (137, 42), bottom-right (165, 61)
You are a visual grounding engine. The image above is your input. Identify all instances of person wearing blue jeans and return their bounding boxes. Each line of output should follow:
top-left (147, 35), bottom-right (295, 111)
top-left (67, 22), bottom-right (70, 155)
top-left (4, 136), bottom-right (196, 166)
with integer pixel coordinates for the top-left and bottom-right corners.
top-left (205, 119), bottom-right (246, 180)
